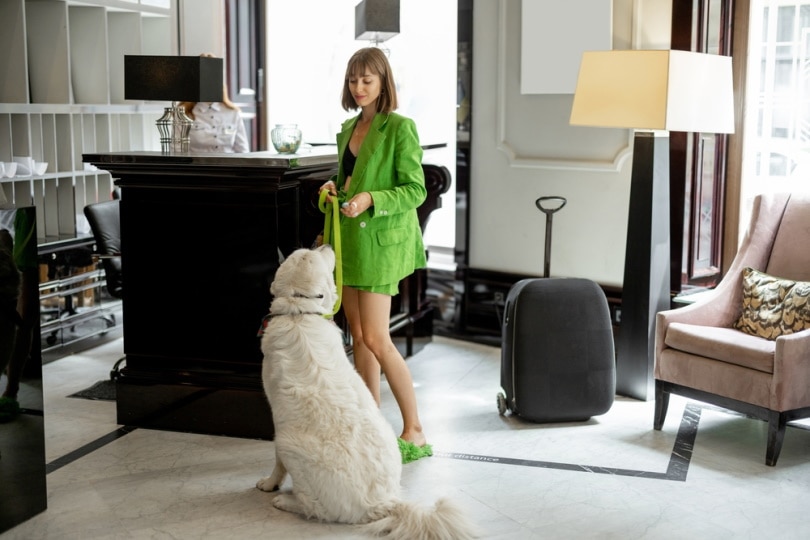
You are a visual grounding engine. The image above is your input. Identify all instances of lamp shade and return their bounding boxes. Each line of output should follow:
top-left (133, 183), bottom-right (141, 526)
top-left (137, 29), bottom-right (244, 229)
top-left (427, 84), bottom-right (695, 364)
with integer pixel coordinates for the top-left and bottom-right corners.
top-left (355, 0), bottom-right (400, 42)
top-left (124, 55), bottom-right (224, 102)
top-left (570, 50), bottom-right (735, 134)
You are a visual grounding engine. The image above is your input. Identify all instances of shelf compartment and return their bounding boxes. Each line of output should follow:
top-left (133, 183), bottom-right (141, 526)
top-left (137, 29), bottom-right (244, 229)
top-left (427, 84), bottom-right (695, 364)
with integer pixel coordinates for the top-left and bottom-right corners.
top-left (29, 114), bottom-right (44, 163)
top-left (74, 173), bottom-right (115, 222)
top-left (0, 0), bottom-right (29, 103)
top-left (95, 114), bottom-right (111, 153)
top-left (72, 115), bottom-right (83, 166)
top-left (79, 114), bottom-right (94, 156)
top-left (41, 114), bottom-right (57, 173)
top-left (26, 0), bottom-right (72, 104)
top-left (69, 6), bottom-right (110, 105)
top-left (108, 11), bottom-right (143, 105)
top-left (39, 179), bottom-right (57, 238)
top-left (57, 177), bottom-right (77, 237)
top-left (10, 179), bottom-right (33, 208)
top-left (11, 114), bottom-right (31, 157)
top-left (55, 114), bottom-right (73, 173)
top-left (133, 113), bottom-right (161, 151)
top-left (112, 114), bottom-right (136, 151)
top-left (142, 0), bottom-right (172, 10)
top-left (142, 14), bottom-right (172, 55)
top-left (0, 114), bottom-right (12, 162)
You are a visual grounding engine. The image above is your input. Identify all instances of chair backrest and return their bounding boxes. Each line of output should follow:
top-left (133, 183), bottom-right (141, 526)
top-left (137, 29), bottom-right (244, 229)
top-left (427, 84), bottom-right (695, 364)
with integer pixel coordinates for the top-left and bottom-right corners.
top-left (766, 192), bottom-right (810, 282)
top-left (84, 200), bottom-right (123, 299)
top-left (418, 164), bottom-right (452, 234)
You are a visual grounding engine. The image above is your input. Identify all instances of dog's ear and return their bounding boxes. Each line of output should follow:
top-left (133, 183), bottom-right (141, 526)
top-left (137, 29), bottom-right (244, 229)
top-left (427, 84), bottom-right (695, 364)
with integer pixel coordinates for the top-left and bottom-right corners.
top-left (313, 246), bottom-right (338, 310)
top-left (270, 248), bottom-right (307, 298)
top-left (316, 244), bottom-right (336, 272)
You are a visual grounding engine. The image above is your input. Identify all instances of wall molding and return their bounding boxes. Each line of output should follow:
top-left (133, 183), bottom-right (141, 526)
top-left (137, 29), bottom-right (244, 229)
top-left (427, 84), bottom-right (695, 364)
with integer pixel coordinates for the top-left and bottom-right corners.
top-left (495, 0), bottom-right (632, 172)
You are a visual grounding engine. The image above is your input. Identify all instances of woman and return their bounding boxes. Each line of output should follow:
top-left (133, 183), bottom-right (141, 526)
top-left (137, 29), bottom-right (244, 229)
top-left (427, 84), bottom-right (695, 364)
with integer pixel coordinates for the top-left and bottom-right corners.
top-left (180, 54), bottom-right (249, 153)
top-left (319, 47), bottom-right (431, 462)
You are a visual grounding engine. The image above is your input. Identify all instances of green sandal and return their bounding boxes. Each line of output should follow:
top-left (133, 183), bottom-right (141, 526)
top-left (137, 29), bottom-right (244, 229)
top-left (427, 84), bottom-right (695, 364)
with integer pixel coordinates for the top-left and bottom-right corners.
top-left (398, 438), bottom-right (433, 464)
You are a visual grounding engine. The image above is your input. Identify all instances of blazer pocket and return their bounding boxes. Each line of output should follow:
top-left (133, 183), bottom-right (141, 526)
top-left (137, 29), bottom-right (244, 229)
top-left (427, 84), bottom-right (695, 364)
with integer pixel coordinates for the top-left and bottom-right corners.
top-left (376, 227), bottom-right (408, 246)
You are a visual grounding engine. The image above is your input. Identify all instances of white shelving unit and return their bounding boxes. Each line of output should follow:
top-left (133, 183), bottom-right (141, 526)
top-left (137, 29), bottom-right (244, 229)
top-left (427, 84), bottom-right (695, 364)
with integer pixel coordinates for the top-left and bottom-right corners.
top-left (0, 0), bottom-right (175, 350)
top-left (0, 0), bottom-right (175, 240)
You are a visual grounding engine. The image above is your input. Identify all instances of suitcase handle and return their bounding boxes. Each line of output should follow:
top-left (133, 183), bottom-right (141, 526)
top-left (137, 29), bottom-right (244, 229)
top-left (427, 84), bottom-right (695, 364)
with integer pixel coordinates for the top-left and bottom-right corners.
top-left (535, 196), bottom-right (566, 278)
top-left (535, 196), bottom-right (567, 215)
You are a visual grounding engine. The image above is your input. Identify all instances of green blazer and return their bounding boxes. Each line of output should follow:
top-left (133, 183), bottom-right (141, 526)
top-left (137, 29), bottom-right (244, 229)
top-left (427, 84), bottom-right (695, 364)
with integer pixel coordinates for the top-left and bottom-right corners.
top-left (333, 112), bottom-right (427, 290)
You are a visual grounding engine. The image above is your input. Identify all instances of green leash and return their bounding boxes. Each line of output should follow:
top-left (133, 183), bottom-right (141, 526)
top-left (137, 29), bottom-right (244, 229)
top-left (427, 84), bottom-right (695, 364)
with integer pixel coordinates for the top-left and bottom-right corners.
top-left (318, 189), bottom-right (343, 316)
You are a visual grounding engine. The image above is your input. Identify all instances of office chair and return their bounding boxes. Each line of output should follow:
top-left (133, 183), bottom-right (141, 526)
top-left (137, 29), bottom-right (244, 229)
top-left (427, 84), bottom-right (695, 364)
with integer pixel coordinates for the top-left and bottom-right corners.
top-left (84, 200), bottom-right (122, 299)
top-left (83, 199), bottom-right (125, 379)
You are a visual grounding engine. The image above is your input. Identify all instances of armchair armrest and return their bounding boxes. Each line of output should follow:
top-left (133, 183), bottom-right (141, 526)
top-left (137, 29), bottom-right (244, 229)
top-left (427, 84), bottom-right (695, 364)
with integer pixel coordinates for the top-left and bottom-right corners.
top-left (773, 328), bottom-right (810, 410)
top-left (655, 284), bottom-right (742, 362)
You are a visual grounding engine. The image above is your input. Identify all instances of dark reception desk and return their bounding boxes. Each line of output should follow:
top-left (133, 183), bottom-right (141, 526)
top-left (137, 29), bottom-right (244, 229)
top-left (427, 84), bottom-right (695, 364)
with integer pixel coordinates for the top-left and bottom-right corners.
top-left (83, 149), bottom-right (338, 440)
top-left (83, 149), bottom-right (448, 440)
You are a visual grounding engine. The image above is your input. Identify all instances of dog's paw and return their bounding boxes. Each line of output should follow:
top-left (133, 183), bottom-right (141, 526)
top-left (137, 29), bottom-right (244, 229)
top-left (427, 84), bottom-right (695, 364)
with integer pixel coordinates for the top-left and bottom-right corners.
top-left (272, 493), bottom-right (304, 515)
top-left (256, 477), bottom-right (281, 492)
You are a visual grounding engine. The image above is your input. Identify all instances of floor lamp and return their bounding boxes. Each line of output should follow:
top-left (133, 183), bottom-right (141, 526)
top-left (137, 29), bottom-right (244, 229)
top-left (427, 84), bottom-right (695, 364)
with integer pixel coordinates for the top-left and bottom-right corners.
top-left (569, 50), bottom-right (735, 401)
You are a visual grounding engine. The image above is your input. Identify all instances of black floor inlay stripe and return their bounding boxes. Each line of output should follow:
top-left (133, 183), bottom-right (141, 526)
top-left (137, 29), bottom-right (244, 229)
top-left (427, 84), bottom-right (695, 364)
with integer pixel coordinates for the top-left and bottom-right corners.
top-left (436, 403), bottom-right (702, 482)
top-left (46, 426), bottom-right (138, 475)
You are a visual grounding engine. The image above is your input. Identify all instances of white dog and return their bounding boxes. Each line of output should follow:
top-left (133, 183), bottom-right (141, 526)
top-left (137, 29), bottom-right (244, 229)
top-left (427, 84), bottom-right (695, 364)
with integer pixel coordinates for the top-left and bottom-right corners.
top-left (256, 245), bottom-right (477, 539)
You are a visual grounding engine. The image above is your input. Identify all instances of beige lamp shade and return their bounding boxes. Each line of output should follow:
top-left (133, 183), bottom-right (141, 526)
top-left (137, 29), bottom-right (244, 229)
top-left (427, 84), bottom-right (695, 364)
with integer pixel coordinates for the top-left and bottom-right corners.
top-left (570, 50), bottom-right (735, 134)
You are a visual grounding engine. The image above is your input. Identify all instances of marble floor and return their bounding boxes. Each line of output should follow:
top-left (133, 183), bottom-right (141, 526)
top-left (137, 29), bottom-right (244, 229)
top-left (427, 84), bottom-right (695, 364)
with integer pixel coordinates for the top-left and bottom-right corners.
top-left (3, 334), bottom-right (810, 539)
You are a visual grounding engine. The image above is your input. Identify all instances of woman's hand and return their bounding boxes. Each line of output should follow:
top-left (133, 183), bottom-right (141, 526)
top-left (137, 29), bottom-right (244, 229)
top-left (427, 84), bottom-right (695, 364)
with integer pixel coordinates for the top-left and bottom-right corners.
top-left (318, 180), bottom-right (337, 203)
top-left (340, 192), bottom-right (373, 218)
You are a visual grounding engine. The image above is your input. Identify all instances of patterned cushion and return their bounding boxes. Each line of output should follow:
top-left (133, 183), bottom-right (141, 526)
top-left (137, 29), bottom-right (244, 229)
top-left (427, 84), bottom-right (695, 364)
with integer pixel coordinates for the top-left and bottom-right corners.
top-left (734, 267), bottom-right (810, 340)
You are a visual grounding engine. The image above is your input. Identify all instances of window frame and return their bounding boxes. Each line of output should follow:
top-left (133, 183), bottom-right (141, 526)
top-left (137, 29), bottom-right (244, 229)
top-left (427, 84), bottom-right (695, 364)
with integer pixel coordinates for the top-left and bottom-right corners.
top-left (670, 0), bottom-right (735, 293)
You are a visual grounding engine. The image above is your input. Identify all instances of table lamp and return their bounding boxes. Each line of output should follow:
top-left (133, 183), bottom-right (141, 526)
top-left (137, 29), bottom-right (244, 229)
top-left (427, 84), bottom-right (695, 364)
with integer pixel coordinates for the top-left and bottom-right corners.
top-left (124, 55), bottom-right (224, 154)
top-left (570, 49), bottom-right (735, 400)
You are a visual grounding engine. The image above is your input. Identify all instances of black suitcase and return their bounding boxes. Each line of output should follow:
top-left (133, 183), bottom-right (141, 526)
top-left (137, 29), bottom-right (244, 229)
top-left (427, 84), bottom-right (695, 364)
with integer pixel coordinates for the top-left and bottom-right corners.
top-left (496, 196), bottom-right (615, 422)
top-left (497, 277), bottom-right (616, 422)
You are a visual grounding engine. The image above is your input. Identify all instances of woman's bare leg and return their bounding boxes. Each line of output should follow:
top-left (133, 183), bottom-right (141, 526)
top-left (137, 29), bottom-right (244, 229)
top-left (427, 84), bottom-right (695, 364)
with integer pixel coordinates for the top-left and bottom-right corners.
top-left (354, 289), bottom-right (425, 446)
top-left (342, 286), bottom-right (381, 404)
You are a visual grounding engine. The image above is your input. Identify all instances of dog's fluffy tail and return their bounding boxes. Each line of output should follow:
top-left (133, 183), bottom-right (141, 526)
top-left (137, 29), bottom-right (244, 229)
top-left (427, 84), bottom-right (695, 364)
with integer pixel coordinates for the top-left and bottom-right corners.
top-left (363, 497), bottom-right (479, 540)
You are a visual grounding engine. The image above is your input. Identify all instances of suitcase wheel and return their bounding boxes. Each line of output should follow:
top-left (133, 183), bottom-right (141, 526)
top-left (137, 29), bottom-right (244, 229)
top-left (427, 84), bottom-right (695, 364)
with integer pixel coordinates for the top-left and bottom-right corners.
top-left (496, 392), bottom-right (508, 416)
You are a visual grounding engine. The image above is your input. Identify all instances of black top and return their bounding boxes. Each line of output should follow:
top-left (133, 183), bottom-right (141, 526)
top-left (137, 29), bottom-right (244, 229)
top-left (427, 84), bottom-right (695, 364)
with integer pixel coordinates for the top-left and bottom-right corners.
top-left (342, 147), bottom-right (357, 177)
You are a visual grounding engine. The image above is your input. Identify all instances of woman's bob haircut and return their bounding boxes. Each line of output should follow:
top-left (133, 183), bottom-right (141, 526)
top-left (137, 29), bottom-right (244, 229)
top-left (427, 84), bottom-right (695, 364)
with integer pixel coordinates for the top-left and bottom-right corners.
top-left (341, 47), bottom-right (398, 113)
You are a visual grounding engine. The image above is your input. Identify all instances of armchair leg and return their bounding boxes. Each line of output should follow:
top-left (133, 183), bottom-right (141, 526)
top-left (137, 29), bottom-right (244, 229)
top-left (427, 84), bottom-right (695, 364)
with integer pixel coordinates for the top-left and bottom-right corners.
top-left (766, 411), bottom-right (787, 466)
top-left (653, 380), bottom-right (669, 430)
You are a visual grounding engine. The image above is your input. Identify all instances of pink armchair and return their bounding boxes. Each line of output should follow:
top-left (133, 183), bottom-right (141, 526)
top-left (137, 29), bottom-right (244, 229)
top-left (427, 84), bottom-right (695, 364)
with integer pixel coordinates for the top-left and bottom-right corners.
top-left (654, 192), bottom-right (810, 466)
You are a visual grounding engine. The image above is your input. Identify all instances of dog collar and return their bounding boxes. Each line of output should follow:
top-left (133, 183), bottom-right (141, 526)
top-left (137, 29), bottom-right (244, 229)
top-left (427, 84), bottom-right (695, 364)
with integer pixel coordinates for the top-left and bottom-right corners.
top-left (256, 309), bottom-right (330, 337)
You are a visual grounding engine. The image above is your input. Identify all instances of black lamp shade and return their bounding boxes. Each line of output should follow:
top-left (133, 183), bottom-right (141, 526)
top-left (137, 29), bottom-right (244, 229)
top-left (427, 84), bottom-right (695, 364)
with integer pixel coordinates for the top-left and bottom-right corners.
top-left (355, 0), bottom-right (400, 42)
top-left (124, 55), bottom-right (224, 102)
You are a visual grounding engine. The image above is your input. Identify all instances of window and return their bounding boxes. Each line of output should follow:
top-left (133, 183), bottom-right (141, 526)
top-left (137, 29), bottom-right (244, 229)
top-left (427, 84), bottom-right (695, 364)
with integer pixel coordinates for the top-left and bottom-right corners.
top-left (740, 1), bottom-right (810, 237)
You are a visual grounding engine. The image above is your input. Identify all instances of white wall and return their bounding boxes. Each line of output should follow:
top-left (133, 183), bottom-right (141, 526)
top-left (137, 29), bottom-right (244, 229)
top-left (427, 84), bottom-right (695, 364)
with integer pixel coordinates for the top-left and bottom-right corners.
top-left (469, 0), bottom-right (671, 286)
